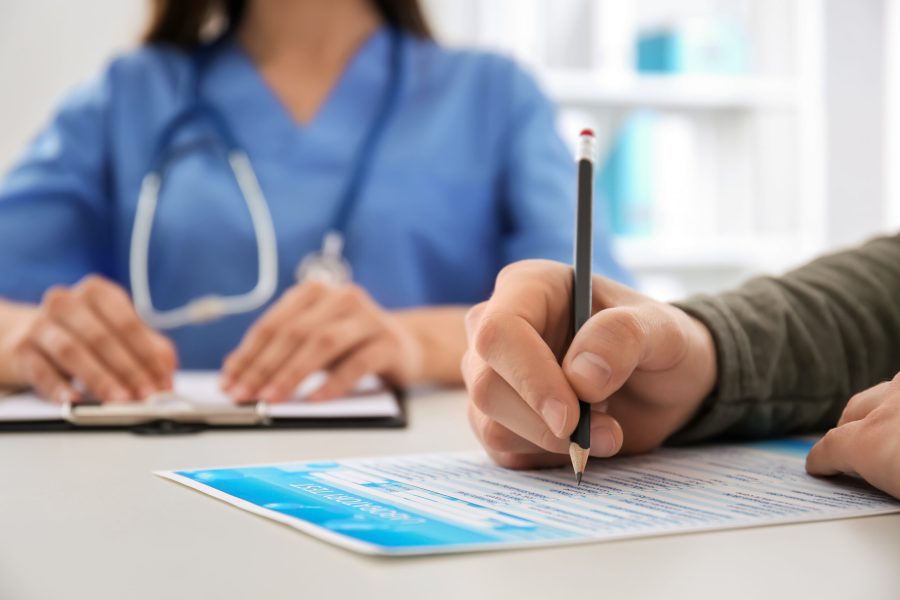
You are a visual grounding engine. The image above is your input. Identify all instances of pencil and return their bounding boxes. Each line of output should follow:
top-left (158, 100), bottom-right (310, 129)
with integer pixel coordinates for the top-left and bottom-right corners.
top-left (569, 128), bottom-right (596, 485)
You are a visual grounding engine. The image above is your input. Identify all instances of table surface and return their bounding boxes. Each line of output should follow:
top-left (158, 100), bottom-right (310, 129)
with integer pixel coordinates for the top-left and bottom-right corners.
top-left (2, 387), bottom-right (899, 600)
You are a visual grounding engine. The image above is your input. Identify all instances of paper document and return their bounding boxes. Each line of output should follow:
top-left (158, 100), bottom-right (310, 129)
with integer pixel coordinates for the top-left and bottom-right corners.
top-left (158, 439), bottom-right (900, 556)
top-left (0, 371), bottom-right (399, 422)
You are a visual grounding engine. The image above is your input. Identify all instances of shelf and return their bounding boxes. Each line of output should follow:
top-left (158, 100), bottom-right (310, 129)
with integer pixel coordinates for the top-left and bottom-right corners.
top-left (612, 235), bottom-right (810, 271)
top-left (537, 70), bottom-right (800, 111)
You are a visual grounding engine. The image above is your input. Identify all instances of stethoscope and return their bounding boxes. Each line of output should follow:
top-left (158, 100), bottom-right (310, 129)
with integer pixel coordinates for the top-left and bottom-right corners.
top-left (130, 29), bottom-right (404, 330)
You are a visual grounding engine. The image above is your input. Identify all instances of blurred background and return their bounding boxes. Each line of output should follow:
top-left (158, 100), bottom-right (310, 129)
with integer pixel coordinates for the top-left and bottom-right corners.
top-left (0, 0), bottom-right (896, 299)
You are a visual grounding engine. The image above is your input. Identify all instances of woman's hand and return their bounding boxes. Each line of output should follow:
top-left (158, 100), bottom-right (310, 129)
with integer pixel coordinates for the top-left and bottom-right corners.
top-left (221, 281), bottom-right (423, 403)
top-left (462, 260), bottom-right (717, 469)
top-left (806, 373), bottom-right (900, 499)
top-left (7, 276), bottom-right (177, 403)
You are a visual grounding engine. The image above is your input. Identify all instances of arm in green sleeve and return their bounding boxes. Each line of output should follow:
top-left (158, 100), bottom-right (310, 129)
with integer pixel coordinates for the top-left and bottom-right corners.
top-left (669, 233), bottom-right (900, 444)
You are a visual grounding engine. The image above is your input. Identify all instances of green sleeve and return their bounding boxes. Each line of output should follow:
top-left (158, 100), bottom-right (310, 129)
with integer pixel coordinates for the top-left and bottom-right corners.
top-left (668, 234), bottom-right (900, 444)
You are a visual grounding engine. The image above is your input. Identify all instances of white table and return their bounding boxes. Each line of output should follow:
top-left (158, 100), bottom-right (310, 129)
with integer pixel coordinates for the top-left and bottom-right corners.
top-left (1, 388), bottom-right (899, 600)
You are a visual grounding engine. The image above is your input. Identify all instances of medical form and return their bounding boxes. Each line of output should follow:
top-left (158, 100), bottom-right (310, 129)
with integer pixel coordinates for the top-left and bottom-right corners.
top-left (158, 440), bottom-right (900, 556)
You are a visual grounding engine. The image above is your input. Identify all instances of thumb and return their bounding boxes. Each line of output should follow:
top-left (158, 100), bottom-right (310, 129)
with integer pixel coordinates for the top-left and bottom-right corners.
top-left (561, 304), bottom-right (688, 405)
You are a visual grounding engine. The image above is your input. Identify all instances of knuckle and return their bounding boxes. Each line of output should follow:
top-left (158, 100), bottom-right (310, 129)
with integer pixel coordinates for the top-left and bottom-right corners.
top-left (12, 334), bottom-right (33, 357)
top-left (338, 285), bottom-right (365, 308)
top-left (846, 390), bottom-right (866, 409)
top-left (55, 337), bottom-right (79, 363)
top-left (472, 313), bottom-right (506, 360)
top-left (464, 303), bottom-right (486, 339)
top-left (119, 316), bottom-right (143, 336)
top-left (460, 349), bottom-right (477, 383)
top-left (496, 260), bottom-right (535, 285)
top-left (158, 336), bottom-right (177, 366)
top-left (222, 353), bottom-right (240, 373)
top-left (42, 287), bottom-right (72, 314)
top-left (481, 420), bottom-right (512, 453)
top-left (285, 324), bottom-right (306, 345)
top-left (16, 344), bottom-right (37, 370)
top-left (254, 322), bottom-right (277, 342)
top-left (21, 313), bottom-right (47, 340)
top-left (468, 368), bottom-right (497, 414)
top-left (242, 365), bottom-right (265, 386)
top-left (864, 405), bottom-right (897, 429)
top-left (79, 275), bottom-right (111, 296)
top-left (85, 327), bottom-right (112, 349)
top-left (314, 330), bottom-right (338, 353)
top-left (888, 373), bottom-right (900, 395)
top-left (466, 401), bottom-right (483, 432)
top-left (305, 280), bottom-right (328, 297)
top-left (610, 308), bottom-right (646, 344)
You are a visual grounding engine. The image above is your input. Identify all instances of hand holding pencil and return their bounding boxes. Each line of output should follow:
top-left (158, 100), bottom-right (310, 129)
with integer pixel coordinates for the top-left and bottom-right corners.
top-left (462, 260), bottom-right (717, 474)
top-left (461, 130), bottom-right (718, 475)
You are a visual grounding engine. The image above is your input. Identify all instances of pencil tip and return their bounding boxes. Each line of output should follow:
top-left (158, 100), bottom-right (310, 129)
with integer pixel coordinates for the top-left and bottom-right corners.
top-left (575, 472), bottom-right (582, 485)
top-left (569, 442), bottom-right (590, 483)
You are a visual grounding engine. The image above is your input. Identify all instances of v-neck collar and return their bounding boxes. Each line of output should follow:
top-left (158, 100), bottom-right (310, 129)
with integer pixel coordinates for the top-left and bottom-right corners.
top-left (202, 26), bottom-right (394, 161)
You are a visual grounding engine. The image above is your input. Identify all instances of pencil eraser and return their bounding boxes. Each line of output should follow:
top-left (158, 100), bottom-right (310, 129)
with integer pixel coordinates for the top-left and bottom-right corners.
top-left (579, 128), bottom-right (595, 138)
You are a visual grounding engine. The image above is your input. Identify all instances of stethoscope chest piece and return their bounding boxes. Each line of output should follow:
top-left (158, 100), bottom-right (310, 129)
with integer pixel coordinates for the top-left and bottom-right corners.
top-left (295, 231), bottom-right (353, 286)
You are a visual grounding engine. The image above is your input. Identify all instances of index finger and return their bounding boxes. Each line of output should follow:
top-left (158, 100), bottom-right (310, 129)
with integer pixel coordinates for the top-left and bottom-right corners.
top-left (806, 421), bottom-right (863, 477)
top-left (470, 284), bottom-right (579, 438)
top-left (221, 282), bottom-right (328, 386)
top-left (78, 278), bottom-right (174, 387)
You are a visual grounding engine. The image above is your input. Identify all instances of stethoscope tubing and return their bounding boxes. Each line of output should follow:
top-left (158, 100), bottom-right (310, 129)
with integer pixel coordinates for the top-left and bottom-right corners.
top-left (130, 28), bottom-right (404, 330)
top-left (130, 150), bottom-right (278, 329)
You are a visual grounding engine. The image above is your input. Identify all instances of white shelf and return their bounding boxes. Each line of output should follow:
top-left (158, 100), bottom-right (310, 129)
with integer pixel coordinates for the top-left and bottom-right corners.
top-left (538, 70), bottom-right (800, 111)
top-left (612, 235), bottom-right (809, 271)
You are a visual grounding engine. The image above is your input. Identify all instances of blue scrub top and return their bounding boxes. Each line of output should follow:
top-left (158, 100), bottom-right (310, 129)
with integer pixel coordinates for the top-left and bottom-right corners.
top-left (0, 28), bottom-right (630, 368)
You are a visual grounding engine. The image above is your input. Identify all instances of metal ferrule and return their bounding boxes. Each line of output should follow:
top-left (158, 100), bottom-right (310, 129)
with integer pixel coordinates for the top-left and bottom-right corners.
top-left (577, 134), bottom-right (597, 164)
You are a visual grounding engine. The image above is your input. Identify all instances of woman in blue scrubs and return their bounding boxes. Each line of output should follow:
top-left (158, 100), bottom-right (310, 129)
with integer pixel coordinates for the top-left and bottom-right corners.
top-left (0, 0), bottom-right (629, 404)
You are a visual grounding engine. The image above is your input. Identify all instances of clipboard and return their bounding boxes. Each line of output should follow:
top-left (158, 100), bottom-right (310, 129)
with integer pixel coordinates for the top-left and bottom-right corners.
top-left (0, 371), bottom-right (406, 434)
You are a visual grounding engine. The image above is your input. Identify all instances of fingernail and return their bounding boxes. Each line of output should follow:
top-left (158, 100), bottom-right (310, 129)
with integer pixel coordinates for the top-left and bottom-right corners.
top-left (139, 386), bottom-right (156, 400)
top-left (220, 375), bottom-right (233, 390)
top-left (231, 385), bottom-right (251, 400)
top-left (539, 398), bottom-right (568, 437)
top-left (56, 388), bottom-right (74, 404)
top-left (259, 386), bottom-right (277, 403)
top-left (590, 424), bottom-right (618, 457)
top-left (571, 352), bottom-right (611, 388)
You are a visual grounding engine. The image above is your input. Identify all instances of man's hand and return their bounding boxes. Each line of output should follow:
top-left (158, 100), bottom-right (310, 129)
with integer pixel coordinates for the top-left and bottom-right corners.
top-left (806, 373), bottom-right (900, 498)
top-left (462, 260), bottom-right (717, 469)
top-left (9, 276), bottom-right (176, 403)
top-left (221, 281), bottom-right (423, 403)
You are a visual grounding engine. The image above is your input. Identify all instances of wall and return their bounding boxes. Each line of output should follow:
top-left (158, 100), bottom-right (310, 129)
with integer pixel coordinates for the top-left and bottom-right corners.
top-left (0, 0), bottom-right (894, 257)
top-left (0, 0), bottom-right (145, 171)
top-left (824, 0), bottom-right (887, 249)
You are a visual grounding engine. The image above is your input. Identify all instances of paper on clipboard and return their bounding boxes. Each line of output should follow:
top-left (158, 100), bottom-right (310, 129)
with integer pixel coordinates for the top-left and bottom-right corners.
top-left (0, 371), bottom-right (400, 423)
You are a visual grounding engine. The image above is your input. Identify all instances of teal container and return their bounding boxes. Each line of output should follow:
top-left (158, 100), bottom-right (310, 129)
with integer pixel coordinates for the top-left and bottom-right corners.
top-left (597, 112), bottom-right (656, 237)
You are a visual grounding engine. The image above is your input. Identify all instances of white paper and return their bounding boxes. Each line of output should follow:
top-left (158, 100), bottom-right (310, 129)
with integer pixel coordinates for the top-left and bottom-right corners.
top-left (0, 394), bottom-right (65, 422)
top-left (158, 440), bottom-right (900, 556)
top-left (0, 371), bottom-right (399, 423)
